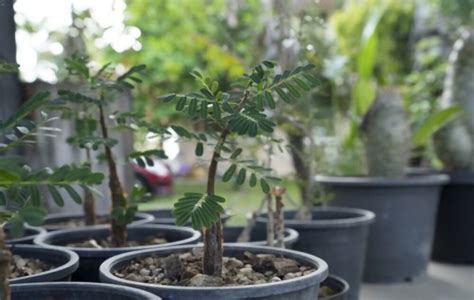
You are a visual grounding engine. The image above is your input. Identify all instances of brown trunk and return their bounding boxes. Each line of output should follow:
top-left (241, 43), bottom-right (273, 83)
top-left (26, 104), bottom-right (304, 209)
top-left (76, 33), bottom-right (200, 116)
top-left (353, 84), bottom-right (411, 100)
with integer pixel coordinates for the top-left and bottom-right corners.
top-left (83, 148), bottom-right (96, 226)
top-left (266, 193), bottom-right (274, 247)
top-left (202, 130), bottom-right (228, 276)
top-left (83, 187), bottom-right (96, 226)
top-left (99, 104), bottom-right (127, 247)
top-left (0, 227), bottom-right (11, 300)
top-left (273, 186), bottom-right (286, 249)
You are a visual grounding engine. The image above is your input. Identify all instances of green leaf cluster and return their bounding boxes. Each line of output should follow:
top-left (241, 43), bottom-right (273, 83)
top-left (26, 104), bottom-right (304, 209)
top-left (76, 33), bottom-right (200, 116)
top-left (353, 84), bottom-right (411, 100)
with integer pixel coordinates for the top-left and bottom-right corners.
top-left (166, 62), bottom-right (317, 229)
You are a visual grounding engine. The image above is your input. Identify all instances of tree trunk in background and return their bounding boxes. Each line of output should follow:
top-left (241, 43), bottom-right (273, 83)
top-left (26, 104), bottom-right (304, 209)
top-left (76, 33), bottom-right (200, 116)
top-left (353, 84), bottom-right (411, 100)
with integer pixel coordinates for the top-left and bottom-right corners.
top-left (0, 0), bottom-right (22, 139)
top-left (0, 2), bottom-right (17, 297)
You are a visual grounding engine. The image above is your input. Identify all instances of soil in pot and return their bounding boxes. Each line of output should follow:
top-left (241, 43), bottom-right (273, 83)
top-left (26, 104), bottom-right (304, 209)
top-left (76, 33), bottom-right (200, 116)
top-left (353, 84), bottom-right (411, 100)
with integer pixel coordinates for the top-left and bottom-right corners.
top-left (67, 235), bottom-right (168, 248)
top-left (34, 225), bottom-right (201, 282)
top-left (99, 244), bottom-right (328, 300)
top-left (8, 244), bottom-right (79, 283)
top-left (11, 282), bottom-right (161, 300)
top-left (113, 247), bottom-right (315, 286)
top-left (43, 212), bottom-right (153, 231)
top-left (9, 254), bottom-right (56, 279)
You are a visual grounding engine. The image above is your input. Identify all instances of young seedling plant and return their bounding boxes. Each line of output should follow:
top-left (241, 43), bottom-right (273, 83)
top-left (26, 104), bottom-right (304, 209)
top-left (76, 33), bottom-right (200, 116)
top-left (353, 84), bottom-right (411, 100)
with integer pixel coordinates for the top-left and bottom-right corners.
top-left (163, 61), bottom-right (319, 277)
top-left (0, 60), bottom-right (104, 299)
top-left (57, 55), bottom-right (167, 247)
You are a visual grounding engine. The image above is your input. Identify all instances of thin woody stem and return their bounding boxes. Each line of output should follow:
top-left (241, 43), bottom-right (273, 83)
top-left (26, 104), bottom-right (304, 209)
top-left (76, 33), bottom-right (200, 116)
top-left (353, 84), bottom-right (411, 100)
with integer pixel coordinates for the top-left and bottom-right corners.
top-left (99, 102), bottom-right (127, 247)
top-left (83, 148), bottom-right (96, 226)
top-left (0, 227), bottom-right (11, 300)
top-left (203, 88), bottom-right (251, 277)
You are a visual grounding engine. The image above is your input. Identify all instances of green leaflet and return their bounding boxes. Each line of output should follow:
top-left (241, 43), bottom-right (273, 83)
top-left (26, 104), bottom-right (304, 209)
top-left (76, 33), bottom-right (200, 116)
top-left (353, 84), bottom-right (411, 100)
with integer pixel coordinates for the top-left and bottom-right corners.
top-left (173, 193), bottom-right (225, 230)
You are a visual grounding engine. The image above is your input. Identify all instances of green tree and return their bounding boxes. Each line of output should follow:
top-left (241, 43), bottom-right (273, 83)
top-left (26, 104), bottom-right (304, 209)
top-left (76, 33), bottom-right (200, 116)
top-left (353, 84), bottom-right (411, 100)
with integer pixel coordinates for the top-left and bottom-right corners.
top-left (164, 61), bottom-right (318, 276)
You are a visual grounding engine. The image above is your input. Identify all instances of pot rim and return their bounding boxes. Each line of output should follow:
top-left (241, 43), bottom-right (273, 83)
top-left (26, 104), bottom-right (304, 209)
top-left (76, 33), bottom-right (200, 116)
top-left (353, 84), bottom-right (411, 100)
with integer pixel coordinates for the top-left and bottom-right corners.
top-left (315, 174), bottom-right (449, 187)
top-left (33, 224), bottom-right (201, 257)
top-left (257, 207), bottom-right (375, 229)
top-left (6, 224), bottom-right (46, 244)
top-left (223, 225), bottom-right (299, 246)
top-left (99, 243), bottom-right (328, 298)
top-left (320, 274), bottom-right (350, 300)
top-left (10, 282), bottom-right (161, 299)
top-left (43, 212), bottom-right (154, 226)
top-left (146, 208), bottom-right (231, 224)
top-left (9, 244), bottom-right (79, 284)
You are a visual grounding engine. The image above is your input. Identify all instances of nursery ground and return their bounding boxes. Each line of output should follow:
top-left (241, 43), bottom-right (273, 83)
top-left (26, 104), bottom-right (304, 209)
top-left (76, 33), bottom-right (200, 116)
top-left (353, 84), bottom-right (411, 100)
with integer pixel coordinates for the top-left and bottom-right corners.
top-left (141, 179), bottom-right (474, 300)
top-left (362, 262), bottom-right (474, 300)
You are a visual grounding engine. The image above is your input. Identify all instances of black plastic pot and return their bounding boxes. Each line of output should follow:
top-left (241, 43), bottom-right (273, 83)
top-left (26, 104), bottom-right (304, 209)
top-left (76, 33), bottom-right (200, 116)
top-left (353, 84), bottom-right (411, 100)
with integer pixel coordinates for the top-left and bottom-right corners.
top-left (42, 212), bottom-right (154, 231)
top-left (34, 224), bottom-right (201, 282)
top-left (223, 225), bottom-right (299, 249)
top-left (11, 282), bottom-right (161, 299)
top-left (99, 243), bottom-right (328, 300)
top-left (316, 174), bottom-right (449, 283)
top-left (319, 275), bottom-right (350, 300)
top-left (6, 224), bottom-right (46, 245)
top-left (432, 172), bottom-right (474, 264)
top-left (9, 244), bottom-right (79, 283)
top-left (255, 208), bottom-right (373, 300)
top-left (145, 208), bottom-right (231, 226)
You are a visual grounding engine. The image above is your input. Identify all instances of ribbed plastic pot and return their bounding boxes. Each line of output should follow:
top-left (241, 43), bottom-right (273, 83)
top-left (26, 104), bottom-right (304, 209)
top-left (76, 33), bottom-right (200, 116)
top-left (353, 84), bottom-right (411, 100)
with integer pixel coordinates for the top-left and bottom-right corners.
top-left (223, 225), bottom-right (299, 249)
top-left (432, 171), bottom-right (474, 264)
top-left (11, 282), bottom-right (161, 299)
top-left (319, 274), bottom-right (350, 300)
top-left (9, 244), bottom-right (79, 283)
top-left (255, 208), bottom-right (373, 300)
top-left (145, 208), bottom-right (231, 226)
top-left (99, 244), bottom-right (328, 300)
top-left (6, 225), bottom-right (46, 245)
top-left (42, 212), bottom-right (154, 231)
top-left (34, 224), bottom-right (201, 282)
top-left (316, 174), bottom-right (449, 283)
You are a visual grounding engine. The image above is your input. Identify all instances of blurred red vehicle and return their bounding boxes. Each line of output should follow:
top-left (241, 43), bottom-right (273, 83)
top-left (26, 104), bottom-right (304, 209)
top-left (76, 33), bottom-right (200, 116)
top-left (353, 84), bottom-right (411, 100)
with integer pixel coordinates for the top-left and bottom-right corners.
top-left (132, 159), bottom-right (173, 195)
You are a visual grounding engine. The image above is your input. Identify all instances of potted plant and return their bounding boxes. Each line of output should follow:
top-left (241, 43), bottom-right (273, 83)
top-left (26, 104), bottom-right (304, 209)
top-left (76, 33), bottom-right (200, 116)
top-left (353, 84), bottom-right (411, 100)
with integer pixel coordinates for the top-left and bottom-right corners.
top-left (41, 56), bottom-right (153, 232)
top-left (99, 62), bottom-right (328, 299)
top-left (431, 28), bottom-right (474, 264)
top-left (315, 6), bottom-right (450, 283)
top-left (0, 60), bottom-right (115, 298)
top-left (34, 56), bottom-right (201, 282)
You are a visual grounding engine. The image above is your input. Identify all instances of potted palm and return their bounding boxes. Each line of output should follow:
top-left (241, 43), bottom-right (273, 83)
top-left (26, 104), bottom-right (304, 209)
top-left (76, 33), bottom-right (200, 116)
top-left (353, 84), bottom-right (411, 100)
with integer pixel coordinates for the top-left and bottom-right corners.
top-left (100, 62), bottom-right (329, 300)
top-left (432, 28), bottom-right (474, 264)
top-left (34, 56), bottom-right (200, 282)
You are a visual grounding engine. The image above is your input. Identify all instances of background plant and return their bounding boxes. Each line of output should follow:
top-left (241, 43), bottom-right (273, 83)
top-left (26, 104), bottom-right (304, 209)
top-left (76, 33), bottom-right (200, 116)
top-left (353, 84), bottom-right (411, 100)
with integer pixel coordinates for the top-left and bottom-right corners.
top-left (57, 55), bottom-right (166, 246)
top-left (0, 60), bottom-right (104, 300)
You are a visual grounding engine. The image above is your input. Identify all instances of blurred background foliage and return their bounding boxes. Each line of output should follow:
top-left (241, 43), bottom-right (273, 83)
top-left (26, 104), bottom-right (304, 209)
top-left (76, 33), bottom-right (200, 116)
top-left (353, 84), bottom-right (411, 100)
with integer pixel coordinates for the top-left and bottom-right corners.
top-left (12, 0), bottom-right (472, 197)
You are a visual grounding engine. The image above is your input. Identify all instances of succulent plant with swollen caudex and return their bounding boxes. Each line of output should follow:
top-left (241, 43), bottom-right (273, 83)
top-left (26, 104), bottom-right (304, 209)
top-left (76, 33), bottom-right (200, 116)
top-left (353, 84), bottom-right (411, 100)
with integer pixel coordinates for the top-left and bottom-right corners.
top-left (361, 87), bottom-right (412, 178)
top-left (161, 61), bottom-right (318, 277)
top-left (434, 29), bottom-right (474, 171)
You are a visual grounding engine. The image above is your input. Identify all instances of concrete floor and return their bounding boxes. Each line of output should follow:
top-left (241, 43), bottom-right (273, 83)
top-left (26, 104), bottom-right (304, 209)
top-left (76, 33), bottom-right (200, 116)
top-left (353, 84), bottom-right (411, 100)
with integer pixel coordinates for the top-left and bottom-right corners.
top-left (361, 262), bottom-right (474, 300)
